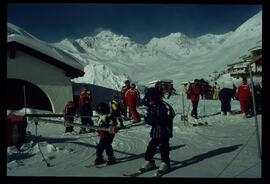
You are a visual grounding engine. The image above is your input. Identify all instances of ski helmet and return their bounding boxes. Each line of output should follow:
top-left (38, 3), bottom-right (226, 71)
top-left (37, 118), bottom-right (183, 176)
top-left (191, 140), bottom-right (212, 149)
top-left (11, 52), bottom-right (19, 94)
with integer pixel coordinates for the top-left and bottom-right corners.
top-left (96, 102), bottom-right (110, 114)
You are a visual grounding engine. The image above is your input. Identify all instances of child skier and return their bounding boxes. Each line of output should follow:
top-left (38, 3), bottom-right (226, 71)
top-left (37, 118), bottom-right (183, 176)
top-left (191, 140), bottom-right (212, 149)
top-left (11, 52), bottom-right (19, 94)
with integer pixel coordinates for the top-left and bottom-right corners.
top-left (63, 101), bottom-right (76, 135)
top-left (140, 87), bottom-right (175, 174)
top-left (110, 95), bottom-right (125, 128)
top-left (93, 102), bottom-right (118, 166)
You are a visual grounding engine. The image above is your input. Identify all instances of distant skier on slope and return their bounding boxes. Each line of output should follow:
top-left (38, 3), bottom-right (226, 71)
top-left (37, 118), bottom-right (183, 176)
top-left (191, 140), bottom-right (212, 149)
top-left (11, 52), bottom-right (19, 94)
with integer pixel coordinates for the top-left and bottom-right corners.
top-left (120, 80), bottom-right (131, 118)
top-left (125, 83), bottom-right (141, 123)
top-left (140, 87), bottom-right (175, 173)
top-left (219, 81), bottom-right (234, 116)
top-left (235, 77), bottom-right (252, 118)
top-left (93, 102), bottom-right (118, 166)
top-left (187, 79), bottom-right (202, 119)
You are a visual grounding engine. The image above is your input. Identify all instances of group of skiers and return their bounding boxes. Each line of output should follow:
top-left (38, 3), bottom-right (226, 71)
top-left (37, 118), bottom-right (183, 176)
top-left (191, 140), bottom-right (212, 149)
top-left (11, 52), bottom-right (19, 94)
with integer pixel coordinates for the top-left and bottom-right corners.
top-left (120, 80), bottom-right (141, 123)
top-left (185, 77), bottom-right (262, 119)
top-left (62, 76), bottom-right (261, 173)
top-left (62, 81), bottom-right (175, 173)
top-left (63, 85), bottom-right (94, 135)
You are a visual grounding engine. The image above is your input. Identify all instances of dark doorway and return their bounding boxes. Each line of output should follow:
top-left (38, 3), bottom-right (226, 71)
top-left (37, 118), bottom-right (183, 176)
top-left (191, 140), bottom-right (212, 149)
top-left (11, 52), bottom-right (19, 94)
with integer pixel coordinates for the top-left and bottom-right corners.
top-left (7, 79), bottom-right (53, 111)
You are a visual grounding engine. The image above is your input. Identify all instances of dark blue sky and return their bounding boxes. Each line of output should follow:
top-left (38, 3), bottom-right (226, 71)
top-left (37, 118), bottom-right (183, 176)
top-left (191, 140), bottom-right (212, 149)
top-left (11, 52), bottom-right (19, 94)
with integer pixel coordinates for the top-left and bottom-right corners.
top-left (7, 3), bottom-right (262, 44)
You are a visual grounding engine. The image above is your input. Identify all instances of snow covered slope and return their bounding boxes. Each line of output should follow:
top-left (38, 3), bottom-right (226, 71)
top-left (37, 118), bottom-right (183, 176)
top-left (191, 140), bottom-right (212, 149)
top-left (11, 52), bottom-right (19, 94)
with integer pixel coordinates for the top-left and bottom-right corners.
top-left (7, 98), bottom-right (262, 178)
top-left (53, 11), bottom-right (261, 90)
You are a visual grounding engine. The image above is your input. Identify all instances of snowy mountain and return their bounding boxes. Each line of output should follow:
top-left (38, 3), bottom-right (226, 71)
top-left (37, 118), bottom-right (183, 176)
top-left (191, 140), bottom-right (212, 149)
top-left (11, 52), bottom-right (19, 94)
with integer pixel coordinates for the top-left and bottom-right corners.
top-left (53, 11), bottom-right (261, 90)
top-left (7, 11), bottom-right (262, 91)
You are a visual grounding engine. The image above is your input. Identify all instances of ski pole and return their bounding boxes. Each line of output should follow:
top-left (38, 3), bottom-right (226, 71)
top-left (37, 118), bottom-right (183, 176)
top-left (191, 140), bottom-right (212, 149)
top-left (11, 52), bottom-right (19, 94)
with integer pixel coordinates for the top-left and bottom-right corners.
top-left (248, 63), bottom-right (261, 159)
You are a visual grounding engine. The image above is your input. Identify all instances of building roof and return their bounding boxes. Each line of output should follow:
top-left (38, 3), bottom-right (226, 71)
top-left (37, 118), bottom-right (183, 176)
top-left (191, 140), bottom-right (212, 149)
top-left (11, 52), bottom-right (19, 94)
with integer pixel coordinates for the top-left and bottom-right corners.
top-left (148, 79), bottom-right (173, 84)
top-left (7, 26), bottom-right (84, 79)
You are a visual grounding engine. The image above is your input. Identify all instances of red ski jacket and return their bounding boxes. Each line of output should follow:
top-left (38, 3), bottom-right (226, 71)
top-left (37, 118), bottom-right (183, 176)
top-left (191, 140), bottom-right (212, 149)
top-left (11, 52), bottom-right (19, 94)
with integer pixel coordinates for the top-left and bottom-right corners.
top-left (125, 89), bottom-right (140, 106)
top-left (188, 84), bottom-right (201, 102)
top-left (121, 86), bottom-right (130, 101)
top-left (78, 91), bottom-right (91, 107)
top-left (236, 84), bottom-right (252, 101)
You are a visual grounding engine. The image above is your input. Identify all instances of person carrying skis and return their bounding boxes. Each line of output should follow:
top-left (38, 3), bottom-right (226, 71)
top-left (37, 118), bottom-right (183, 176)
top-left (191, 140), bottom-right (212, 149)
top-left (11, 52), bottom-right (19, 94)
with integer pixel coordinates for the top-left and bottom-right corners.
top-left (79, 96), bottom-right (94, 134)
top-left (187, 79), bottom-right (202, 119)
top-left (125, 83), bottom-right (141, 123)
top-left (235, 77), bottom-right (252, 118)
top-left (93, 102), bottom-right (118, 165)
top-left (140, 87), bottom-right (175, 174)
top-left (219, 81), bottom-right (234, 115)
top-left (120, 80), bottom-right (131, 118)
top-left (110, 95), bottom-right (125, 128)
top-left (63, 101), bottom-right (76, 135)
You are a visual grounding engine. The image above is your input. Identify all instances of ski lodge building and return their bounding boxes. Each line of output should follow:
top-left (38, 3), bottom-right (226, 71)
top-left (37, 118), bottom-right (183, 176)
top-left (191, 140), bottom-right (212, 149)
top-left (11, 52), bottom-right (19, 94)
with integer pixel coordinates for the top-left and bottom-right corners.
top-left (146, 79), bottom-right (174, 95)
top-left (7, 30), bottom-right (85, 113)
top-left (227, 47), bottom-right (262, 78)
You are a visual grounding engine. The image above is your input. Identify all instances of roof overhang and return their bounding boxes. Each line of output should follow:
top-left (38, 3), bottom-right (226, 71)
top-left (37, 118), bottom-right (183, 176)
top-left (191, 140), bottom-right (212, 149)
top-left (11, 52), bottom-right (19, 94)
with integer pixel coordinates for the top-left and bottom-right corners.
top-left (7, 41), bottom-right (84, 79)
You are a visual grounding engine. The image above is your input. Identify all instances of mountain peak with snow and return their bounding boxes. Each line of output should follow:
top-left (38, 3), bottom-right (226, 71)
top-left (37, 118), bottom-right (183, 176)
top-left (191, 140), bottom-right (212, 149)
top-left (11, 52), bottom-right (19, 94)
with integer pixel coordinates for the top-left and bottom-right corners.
top-left (7, 10), bottom-right (262, 90)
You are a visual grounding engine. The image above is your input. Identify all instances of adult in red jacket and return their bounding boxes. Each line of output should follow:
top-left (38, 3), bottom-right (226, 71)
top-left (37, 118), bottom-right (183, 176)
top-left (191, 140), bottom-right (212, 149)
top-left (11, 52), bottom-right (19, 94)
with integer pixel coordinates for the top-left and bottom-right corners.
top-left (125, 83), bottom-right (141, 123)
top-left (236, 77), bottom-right (252, 117)
top-left (121, 80), bottom-right (131, 117)
top-left (79, 86), bottom-right (92, 107)
top-left (187, 79), bottom-right (202, 119)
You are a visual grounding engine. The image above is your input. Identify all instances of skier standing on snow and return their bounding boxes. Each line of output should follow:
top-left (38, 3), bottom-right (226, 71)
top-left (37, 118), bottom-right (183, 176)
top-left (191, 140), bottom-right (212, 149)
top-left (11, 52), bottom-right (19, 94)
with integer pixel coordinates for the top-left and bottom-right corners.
top-left (235, 77), bottom-right (252, 118)
top-left (125, 83), bottom-right (141, 123)
top-left (218, 82), bottom-right (234, 115)
top-left (93, 102), bottom-right (118, 165)
top-left (63, 101), bottom-right (76, 135)
top-left (120, 80), bottom-right (131, 118)
top-left (187, 79), bottom-right (202, 119)
top-left (79, 96), bottom-right (94, 134)
top-left (140, 87), bottom-right (175, 173)
top-left (78, 86), bottom-right (93, 134)
top-left (110, 95), bottom-right (125, 128)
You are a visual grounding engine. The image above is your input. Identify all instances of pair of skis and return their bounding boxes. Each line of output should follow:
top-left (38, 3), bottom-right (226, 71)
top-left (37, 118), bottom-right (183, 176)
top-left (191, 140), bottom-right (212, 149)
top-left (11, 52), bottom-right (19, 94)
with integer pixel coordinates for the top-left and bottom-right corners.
top-left (187, 115), bottom-right (208, 126)
top-left (123, 166), bottom-right (172, 177)
top-left (85, 160), bottom-right (120, 168)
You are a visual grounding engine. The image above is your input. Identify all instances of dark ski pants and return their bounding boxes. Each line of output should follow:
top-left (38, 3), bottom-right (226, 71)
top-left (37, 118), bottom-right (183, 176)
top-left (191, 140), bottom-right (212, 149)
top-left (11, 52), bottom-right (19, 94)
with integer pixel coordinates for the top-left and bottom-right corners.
top-left (65, 126), bottom-right (74, 133)
top-left (220, 100), bottom-right (231, 114)
top-left (191, 100), bottom-right (199, 118)
top-left (96, 136), bottom-right (114, 161)
top-left (81, 118), bottom-right (93, 131)
top-left (145, 138), bottom-right (170, 166)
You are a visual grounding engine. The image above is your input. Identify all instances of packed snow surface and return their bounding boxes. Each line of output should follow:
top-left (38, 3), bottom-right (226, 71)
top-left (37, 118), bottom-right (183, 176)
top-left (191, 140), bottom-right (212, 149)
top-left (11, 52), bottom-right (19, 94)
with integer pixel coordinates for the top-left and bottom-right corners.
top-left (7, 97), bottom-right (261, 178)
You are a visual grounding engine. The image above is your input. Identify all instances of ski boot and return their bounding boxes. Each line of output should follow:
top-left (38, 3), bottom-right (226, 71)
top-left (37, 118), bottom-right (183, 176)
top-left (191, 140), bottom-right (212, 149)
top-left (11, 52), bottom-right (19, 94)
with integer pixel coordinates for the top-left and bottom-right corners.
top-left (140, 160), bottom-right (157, 171)
top-left (94, 157), bottom-right (107, 165)
top-left (107, 156), bottom-right (116, 165)
top-left (158, 162), bottom-right (170, 172)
